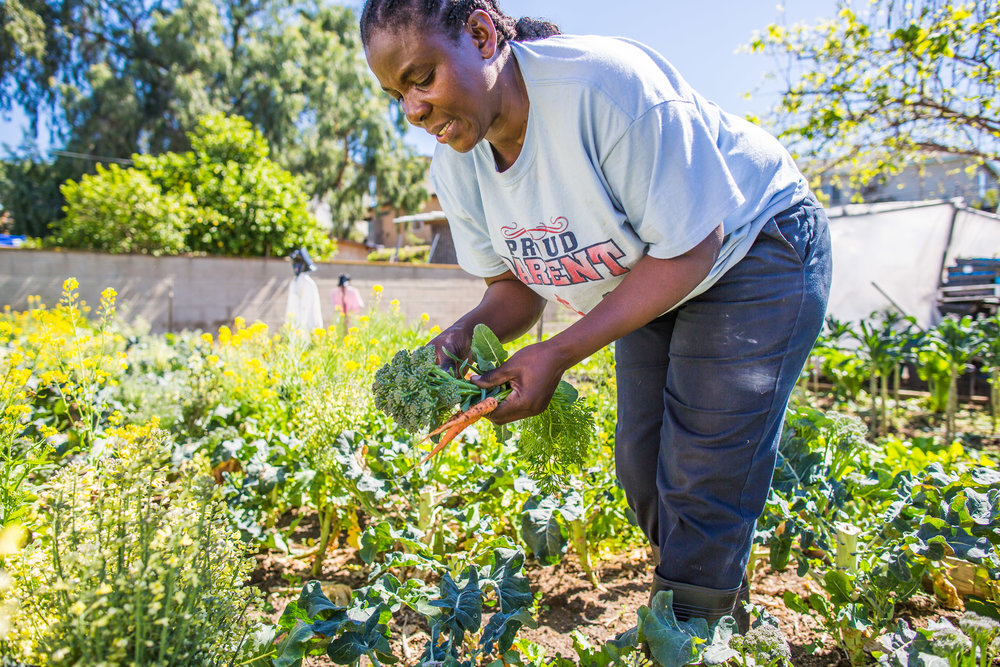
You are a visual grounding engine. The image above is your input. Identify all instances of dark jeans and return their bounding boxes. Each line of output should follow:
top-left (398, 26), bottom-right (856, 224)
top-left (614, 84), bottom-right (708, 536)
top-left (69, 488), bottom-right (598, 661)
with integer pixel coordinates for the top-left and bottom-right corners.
top-left (614, 195), bottom-right (832, 590)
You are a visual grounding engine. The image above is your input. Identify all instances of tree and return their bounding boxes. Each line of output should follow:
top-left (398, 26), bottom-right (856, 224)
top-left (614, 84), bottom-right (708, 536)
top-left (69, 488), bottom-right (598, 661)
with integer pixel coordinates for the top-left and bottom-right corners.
top-left (0, 0), bottom-right (427, 237)
top-left (748, 0), bottom-right (999, 200)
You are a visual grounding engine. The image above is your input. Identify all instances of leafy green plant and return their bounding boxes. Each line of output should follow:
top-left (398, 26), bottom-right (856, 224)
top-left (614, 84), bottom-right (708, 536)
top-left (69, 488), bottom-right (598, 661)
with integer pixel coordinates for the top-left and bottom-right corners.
top-left (2, 423), bottom-right (273, 666)
top-left (975, 314), bottom-right (1000, 434)
top-left (875, 614), bottom-right (1000, 667)
top-left (272, 547), bottom-right (537, 667)
top-left (920, 316), bottom-right (985, 443)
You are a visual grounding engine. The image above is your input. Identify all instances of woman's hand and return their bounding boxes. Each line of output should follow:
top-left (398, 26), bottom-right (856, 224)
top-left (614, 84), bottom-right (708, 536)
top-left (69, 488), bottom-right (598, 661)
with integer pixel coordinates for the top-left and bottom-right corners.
top-left (429, 323), bottom-right (475, 374)
top-left (469, 340), bottom-right (564, 424)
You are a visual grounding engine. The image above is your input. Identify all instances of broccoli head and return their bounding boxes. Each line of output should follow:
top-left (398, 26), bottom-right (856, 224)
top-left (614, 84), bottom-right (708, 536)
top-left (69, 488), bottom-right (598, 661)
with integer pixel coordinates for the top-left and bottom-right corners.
top-left (730, 621), bottom-right (792, 664)
top-left (371, 345), bottom-right (468, 433)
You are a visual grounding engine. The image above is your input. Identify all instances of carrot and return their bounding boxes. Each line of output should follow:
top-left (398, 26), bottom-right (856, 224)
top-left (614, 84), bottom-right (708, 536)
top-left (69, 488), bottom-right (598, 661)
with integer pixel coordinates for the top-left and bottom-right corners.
top-left (420, 396), bottom-right (499, 463)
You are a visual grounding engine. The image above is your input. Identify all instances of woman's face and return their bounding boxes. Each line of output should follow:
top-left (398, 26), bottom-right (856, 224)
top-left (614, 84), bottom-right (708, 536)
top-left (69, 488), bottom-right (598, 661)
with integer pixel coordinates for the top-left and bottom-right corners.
top-left (364, 13), bottom-right (502, 153)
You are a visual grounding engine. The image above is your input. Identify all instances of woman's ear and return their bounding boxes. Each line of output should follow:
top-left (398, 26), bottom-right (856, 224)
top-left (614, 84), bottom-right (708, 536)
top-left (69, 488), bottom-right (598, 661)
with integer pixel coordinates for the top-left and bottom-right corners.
top-left (465, 9), bottom-right (498, 59)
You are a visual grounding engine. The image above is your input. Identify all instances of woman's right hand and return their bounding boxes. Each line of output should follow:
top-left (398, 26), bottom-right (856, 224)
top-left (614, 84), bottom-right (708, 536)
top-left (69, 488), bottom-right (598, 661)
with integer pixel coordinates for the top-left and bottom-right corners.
top-left (429, 323), bottom-right (475, 374)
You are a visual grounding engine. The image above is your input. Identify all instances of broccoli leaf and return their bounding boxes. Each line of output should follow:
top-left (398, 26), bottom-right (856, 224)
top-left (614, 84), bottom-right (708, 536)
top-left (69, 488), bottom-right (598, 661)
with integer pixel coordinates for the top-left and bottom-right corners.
top-left (471, 323), bottom-right (507, 371)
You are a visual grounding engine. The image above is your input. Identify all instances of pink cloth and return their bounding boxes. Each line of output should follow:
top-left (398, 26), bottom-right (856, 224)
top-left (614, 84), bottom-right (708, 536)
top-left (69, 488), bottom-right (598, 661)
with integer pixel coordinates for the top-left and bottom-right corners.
top-left (333, 286), bottom-right (364, 314)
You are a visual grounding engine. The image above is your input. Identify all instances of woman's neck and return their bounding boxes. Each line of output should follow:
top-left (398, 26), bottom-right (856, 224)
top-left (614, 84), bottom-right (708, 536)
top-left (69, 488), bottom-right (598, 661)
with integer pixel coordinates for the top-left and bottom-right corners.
top-left (486, 45), bottom-right (529, 172)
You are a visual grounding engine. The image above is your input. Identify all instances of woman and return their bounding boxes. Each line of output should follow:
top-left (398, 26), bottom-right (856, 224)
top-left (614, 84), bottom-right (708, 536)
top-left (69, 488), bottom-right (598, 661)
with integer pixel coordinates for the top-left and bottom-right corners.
top-left (360, 0), bottom-right (832, 626)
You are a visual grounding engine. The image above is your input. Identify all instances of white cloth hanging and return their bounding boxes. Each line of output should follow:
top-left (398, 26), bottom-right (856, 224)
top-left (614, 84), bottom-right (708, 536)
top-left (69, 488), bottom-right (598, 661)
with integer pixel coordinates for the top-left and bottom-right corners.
top-left (285, 274), bottom-right (324, 333)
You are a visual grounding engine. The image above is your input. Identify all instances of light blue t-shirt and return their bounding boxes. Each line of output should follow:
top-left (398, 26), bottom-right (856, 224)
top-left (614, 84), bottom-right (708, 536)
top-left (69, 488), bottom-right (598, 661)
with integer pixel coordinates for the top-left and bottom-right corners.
top-left (430, 34), bottom-right (809, 316)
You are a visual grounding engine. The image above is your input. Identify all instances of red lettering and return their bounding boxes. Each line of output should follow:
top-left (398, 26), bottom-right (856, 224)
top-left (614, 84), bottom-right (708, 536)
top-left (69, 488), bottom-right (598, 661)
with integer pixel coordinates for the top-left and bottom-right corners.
top-left (547, 258), bottom-right (570, 286)
top-left (525, 258), bottom-right (551, 285)
top-left (587, 241), bottom-right (629, 276)
top-left (511, 257), bottom-right (531, 283)
top-left (559, 251), bottom-right (602, 282)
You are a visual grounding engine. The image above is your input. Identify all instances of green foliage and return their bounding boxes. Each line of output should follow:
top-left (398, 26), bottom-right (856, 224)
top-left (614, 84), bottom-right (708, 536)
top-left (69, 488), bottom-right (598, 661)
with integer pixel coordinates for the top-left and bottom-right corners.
top-left (136, 113), bottom-right (334, 258)
top-left (273, 548), bottom-right (536, 667)
top-left (2, 426), bottom-right (273, 665)
top-left (0, 156), bottom-right (81, 237)
top-left (367, 245), bottom-right (431, 263)
top-left (58, 163), bottom-right (192, 255)
top-left (372, 344), bottom-right (473, 434)
top-left (54, 113), bottom-right (334, 258)
top-left (749, 0), bottom-right (1000, 199)
top-left (1, 1), bottom-right (427, 237)
top-left (372, 324), bottom-right (597, 483)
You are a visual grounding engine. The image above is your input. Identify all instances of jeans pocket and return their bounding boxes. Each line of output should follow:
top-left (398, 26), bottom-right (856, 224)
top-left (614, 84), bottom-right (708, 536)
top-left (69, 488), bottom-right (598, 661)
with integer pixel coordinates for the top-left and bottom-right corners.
top-left (764, 199), bottom-right (820, 265)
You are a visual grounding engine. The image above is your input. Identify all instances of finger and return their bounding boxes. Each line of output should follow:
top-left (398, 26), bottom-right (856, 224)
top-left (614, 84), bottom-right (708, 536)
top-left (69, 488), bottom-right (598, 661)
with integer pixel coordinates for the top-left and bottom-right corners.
top-left (469, 367), bottom-right (510, 390)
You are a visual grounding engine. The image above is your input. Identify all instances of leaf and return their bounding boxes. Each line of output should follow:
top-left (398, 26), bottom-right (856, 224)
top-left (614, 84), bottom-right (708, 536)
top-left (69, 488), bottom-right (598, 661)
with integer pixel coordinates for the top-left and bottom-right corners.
top-left (520, 495), bottom-right (568, 565)
top-left (483, 548), bottom-right (533, 614)
top-left (963, 488), bottom-right (995, 526)
top-left (298, 580), bottom-right (347, 619)
top-left (429, 568), bottom-right (484, 640)
top-left (471, 323), bottom-right (507, 371)
top-left (639, 591), bottom-right (711, 667)
top-left (272, 620), bottom-right (317, 667)
top-left (701, 617), bottom-right (739, 665)
top-left (326, 605), bottom-right (396, 665)
top-left (945, 529), bottom-right (992, 562)
top-left (823, 569), bottom-right (855, 604)
top-left (480, 607), bottom-right (536, 655)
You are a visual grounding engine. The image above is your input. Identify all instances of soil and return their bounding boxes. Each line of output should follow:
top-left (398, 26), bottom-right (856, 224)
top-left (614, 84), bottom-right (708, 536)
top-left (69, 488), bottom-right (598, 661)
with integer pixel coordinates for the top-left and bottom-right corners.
top-left (251, 530), bottom-right (965, 667)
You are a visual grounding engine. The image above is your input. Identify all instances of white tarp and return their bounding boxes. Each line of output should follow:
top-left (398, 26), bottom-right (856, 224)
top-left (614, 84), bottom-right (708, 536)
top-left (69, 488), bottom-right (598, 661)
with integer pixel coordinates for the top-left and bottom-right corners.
top-left (824, 200), bottom-right (1000, 329)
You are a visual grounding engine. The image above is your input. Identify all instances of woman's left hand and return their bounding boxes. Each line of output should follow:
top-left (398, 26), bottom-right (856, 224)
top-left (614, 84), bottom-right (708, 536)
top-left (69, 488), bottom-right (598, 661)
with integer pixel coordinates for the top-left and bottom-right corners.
top-left (469, 341), bottom-right (564, 424)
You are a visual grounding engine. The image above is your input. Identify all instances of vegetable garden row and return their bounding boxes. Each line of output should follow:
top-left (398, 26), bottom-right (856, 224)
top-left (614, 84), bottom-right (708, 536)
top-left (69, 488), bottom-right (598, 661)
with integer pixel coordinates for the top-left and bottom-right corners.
top-left (1, 279), bottom-right (998, 667)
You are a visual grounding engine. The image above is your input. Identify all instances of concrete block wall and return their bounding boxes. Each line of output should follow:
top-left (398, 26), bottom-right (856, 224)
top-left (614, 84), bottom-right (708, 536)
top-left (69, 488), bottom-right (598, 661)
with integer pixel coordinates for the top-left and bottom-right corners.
top-left (0, 249), bottom-right (578, 334)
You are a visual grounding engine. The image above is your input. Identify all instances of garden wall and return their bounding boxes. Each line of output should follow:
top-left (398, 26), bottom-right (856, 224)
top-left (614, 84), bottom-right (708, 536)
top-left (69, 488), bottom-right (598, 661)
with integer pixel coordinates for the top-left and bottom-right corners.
top-left (0, 249), bottom-right (578, 334)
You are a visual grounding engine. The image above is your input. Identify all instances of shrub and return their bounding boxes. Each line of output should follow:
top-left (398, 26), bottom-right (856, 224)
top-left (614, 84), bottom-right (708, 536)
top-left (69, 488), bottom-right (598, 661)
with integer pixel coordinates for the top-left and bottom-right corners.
top-left (58, 164), bottom-right (192, 255)
top-left (136, 113), bottom-right (335, 259)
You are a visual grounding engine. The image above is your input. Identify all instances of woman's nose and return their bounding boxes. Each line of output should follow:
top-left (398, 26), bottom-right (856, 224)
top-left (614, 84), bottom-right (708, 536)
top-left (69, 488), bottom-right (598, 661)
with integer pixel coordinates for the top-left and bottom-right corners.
top-left (401, 93), bottom-right (430, 126)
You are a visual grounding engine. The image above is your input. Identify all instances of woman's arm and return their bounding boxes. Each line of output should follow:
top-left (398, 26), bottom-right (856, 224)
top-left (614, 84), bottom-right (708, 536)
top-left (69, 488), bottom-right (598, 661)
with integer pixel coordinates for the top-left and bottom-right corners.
top-left (429, 271), bottom-right (547, 367)
top-left (477, 223), bottom-right (724, 423)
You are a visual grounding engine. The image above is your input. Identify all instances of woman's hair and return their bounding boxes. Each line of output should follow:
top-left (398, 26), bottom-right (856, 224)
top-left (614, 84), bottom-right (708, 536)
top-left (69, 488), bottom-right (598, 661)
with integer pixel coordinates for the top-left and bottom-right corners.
top-left (360, 0), bottom-right (560, 48)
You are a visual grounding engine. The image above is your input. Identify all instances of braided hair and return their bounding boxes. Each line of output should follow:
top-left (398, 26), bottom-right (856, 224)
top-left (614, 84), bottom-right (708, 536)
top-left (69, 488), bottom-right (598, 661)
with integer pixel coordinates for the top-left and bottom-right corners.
top-left (360, 0), bottom-right (560, 48)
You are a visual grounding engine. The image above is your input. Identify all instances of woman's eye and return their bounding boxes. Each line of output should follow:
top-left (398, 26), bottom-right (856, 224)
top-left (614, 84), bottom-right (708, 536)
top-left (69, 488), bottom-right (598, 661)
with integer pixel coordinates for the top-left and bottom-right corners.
top-left (416, 71), bottom-right (434, 87)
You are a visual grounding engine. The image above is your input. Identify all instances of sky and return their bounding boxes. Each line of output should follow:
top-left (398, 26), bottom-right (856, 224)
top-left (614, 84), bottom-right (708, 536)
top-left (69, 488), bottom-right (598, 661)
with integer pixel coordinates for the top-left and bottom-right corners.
top-left (0, 0), bottom-right (840, 159)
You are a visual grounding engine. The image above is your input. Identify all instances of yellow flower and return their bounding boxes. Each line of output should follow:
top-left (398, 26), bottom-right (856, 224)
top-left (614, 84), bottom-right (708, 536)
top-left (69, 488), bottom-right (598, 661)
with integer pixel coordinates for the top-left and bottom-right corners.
top-left (313, 328), bottom-right (326, 338)
top-left (359, 315), bottom-right (370, 325)
top-left (421, 313), bottom-right (430, 323)
top-left (366, 354), bottom-right (382, 370)
top-left (218, 326), bottom-right (232, 344)
top-left (201, 333), bottom-right (214, 345)
top-left (372, 284), bottom-right (384, 295)
top-left (429, 325), bottom-right (441, 335)
top-left (344, 360), bottom-right (361, 373)
top-left (302, 370), bottom-right (315, 383)
top-left (234, 316), bottom-right (246, 330)
top-left (390, 299), bottom-right (400, 310)
top-left (62, 277), bottom-right (79, 292)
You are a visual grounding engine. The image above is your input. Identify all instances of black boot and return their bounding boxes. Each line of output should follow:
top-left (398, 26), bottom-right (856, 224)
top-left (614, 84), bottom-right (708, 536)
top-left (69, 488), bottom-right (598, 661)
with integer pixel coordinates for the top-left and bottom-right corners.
top-left (649, 572), bottom-right (742, 626)
top-left (733, 576), bottom-right (751, 633)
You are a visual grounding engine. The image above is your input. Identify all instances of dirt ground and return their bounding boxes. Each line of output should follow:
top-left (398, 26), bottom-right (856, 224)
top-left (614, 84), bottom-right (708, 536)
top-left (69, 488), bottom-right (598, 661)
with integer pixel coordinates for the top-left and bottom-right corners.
top-left (254, 536), bottom-right (967, 667)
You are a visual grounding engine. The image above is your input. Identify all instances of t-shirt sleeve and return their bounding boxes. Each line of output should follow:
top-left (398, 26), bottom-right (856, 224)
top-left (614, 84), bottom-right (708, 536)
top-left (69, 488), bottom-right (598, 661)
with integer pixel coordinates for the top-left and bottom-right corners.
top-left (599, 100), bottom-right (746, 259)
top-left (430, 157), bottom-right (509, 278)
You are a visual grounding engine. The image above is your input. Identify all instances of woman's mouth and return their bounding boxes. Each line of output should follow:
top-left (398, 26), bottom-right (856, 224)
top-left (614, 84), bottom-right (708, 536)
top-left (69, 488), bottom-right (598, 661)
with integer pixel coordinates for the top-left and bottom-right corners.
top-left (435, 120), bottom-right (454, 142)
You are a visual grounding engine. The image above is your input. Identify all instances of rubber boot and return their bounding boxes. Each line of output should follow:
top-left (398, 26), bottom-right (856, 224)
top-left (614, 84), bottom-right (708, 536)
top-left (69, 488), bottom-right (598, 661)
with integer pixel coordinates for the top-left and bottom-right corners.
top-left (730, 576), bottom-right (751, 634)
top-left (649, 572), bottom-right (742, 625)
